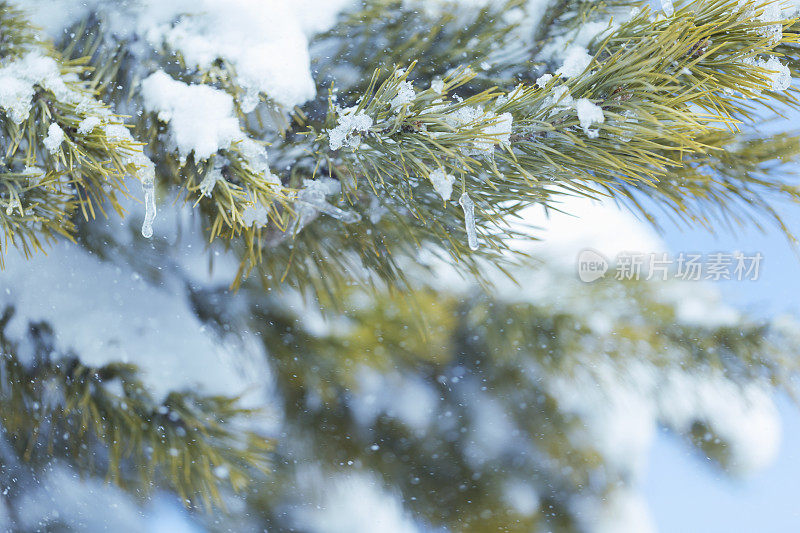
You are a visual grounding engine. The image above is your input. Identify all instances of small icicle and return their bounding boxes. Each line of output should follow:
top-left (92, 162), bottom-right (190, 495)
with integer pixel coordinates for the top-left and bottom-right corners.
top-left (318, 203), bottom-right (362, 224)
top-left (661, 0), bottom-right (674, 17)
top-left (458, 192), bottom-right (478, 251)
top-left (141, 180), bottom-right (156, 238)
top-left (137, 158), bottom-right (157, 238)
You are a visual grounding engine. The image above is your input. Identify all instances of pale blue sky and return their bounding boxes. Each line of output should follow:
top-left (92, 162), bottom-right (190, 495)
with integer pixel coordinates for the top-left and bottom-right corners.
top-left (646, 204), bottom-right (800, 531)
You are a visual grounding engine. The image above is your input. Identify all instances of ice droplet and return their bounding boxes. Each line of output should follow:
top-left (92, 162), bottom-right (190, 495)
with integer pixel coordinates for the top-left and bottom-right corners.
top-left (459, 192), bottom-right (478, 251)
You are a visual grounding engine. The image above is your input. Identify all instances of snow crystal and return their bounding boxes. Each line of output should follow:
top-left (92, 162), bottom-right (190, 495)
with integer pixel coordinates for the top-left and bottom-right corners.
top-left (238, 138), bottom-right (273, 177)
top-left (77, 116), bottom-right (102, 135)
top-left (5, 195), bottom-right (22, 216)
top-left (199, 161), bottom-right (224, 197)
top-left (459, 192), bottom-right (479, 250)
top-left (555, 46), bottom-right (593, 78)
top-left (43, 123), bottom-right (65, 153)
top-left (575, 98), bottom-right (604, 138)
top-left (242, 202), bottom-right (269, 227)
top-left (486, 112), bottom-right (514, 150)
top-left (428, 168), bottom-right (456, 201)
top-left (328, 107), bottom-right (374, 150)
top-left (535, 73), bottom-right (553, 88)
top-left (661, 0), bottom-right (674, 17)
top-left (762, 56), bottom-right (792, 92)
top-left (140, 71), bottom-right (243, 161)
top-left (544, 85), bottom-right (574, 109)
top-left (743, 56), bottom-right (792, 94)
top-left (753, 0), bottom-right (783, 44)
top-left (431, 78), bottom-right (445, 94)
top-left (390, 80), bottom-right (415, 108)
top-left (22, 166), bottom-right (44, 184)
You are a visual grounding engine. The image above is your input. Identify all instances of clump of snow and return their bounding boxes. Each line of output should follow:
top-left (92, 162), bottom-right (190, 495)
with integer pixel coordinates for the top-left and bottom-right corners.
top-left (77, 116), bottom-right (102, 135)
top-left (555, 46), bottom-right (593, 78)
top-left (739, 0), bottom-right (784, 44)
top-left (440, 107), bottom-right (513, 156)
top-left (349, 367), bottom-right (438, 434)
top-left (761, 56), bottom-right (792, 91)
top-left (576, 489), bottom-right (655, 533)
top-left (486, 112), bottom-right (514, 150)
top-left (0, 53), bottom-right (77, 124)
top-left (242, 202), bottom-right (269, 227)
top-left (288, 0), bottom-right (356, 35)
top-left (328, 107), bottom-right (374, 150)
top-left (502, 480), bottom-right (539, 516)
top-left (657, 282), bottom-right (741, 328)
top-left (43, 123), bottom-right (65, 153)
top-left (0, 74), bottom-right (36, 124)
top-left (430, 78), bottom-right (445, 94)
top-left (742, 56), bottom-right (792, 94)
top-left (0, 241), bottom-right (260, 401)
top-left (199, 161), bottom-right (225, 197)
top-left (291, 469), bottom-right (420, 533)
top-left (535, 73), bottom-right (553, 88)
top-left (390, 80), bottom-right (416, 108)
top-left (22, 166), bottom-right (44, 183)
top-left (17, 466), bottom-right (147, 531)
top-left (140, 71), bottom-right (243, 162)
top-left (661, 0), bottom-right (675, 17)
top-left (5, 195), bottom-right (22, 216)
top-left (544, 85), bottom-right (574, 109)
top-left (15, 0), bottom-right (337, 110)
top-left (238, 138), bottom-right (273, 178)
top-left (575, 98), bottom-right (604, 138)
top-left (428, 168), bottom-right (456, 201)
top-left (657, 369), bottom-right (780, 474)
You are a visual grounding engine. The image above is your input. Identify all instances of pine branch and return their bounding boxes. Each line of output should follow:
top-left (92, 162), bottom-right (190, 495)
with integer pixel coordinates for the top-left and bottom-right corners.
top-left (0, 3), bottom-right (154, 264)
top-left (231, 263), bottom-right (799, 530)
top-left (0, 306), bottom-right (272, 509)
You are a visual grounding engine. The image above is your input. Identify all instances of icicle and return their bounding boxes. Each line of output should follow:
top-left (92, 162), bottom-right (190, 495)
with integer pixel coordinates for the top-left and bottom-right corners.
top-left (141, 180), bottom-right (156, 238)
top-left (317, 203), bottom-right (362, 224)
top-left (459, 192), bottom-right (478, 251)
top-left (137, 159), bottom-right (157, 238)
top-left (198, 160), bottom-right (224, 197)
top-left (293, 179), bottom-right (361, 232)
top-left (661, 0), bottom-right (674, 17)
